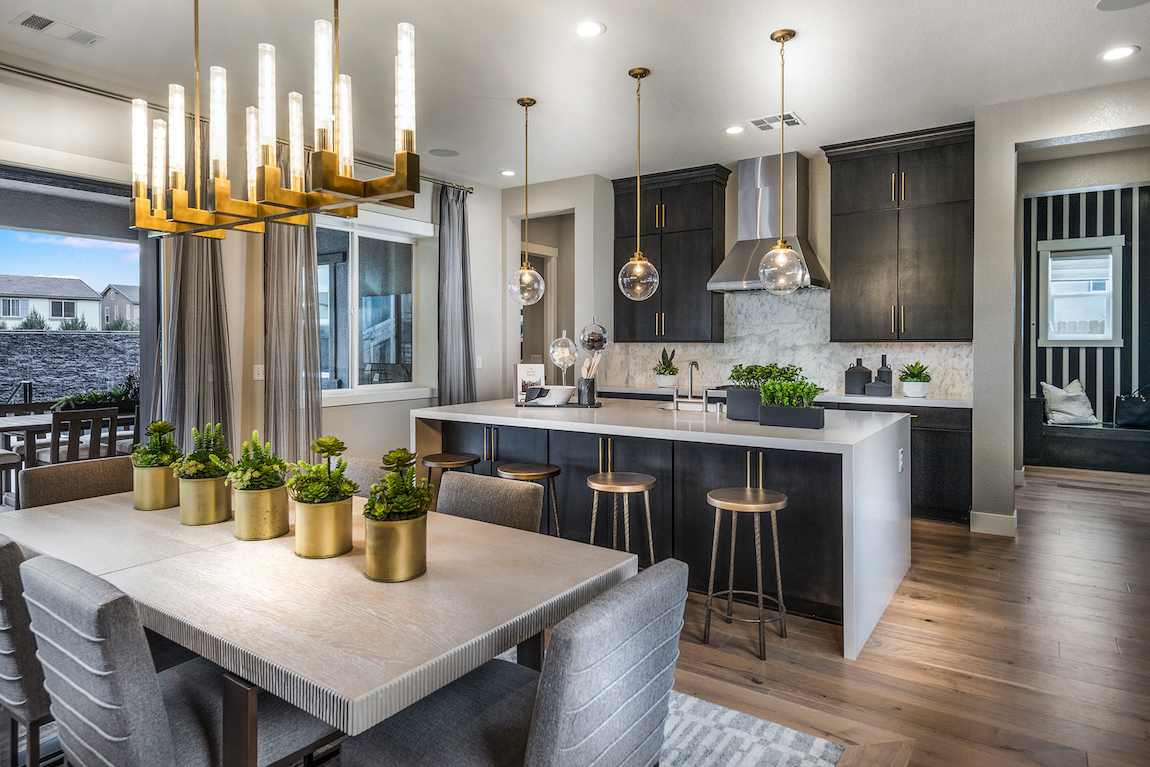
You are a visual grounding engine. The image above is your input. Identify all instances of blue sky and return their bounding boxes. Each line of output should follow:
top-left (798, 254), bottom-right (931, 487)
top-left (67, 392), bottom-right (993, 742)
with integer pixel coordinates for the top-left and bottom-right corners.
top-left (0, 229), bottom-right (139, 292)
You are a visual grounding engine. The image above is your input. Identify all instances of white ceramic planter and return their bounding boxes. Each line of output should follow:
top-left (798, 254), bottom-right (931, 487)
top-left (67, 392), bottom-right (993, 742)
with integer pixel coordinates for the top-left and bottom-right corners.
top-left (655, 374), bottom-right (678, 388)
top-left (901, 381), bottom-right (931, 398)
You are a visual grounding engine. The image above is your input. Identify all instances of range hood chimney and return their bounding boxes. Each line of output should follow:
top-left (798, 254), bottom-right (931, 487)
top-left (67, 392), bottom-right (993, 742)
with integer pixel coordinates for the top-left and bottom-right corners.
top-left (707, 152), bottom-right (829, 292)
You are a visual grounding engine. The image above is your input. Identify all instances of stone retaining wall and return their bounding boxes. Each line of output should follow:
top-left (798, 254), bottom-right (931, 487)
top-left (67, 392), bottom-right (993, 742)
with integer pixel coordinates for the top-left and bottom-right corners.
top-left (0, 331), bottom-right (140, 402)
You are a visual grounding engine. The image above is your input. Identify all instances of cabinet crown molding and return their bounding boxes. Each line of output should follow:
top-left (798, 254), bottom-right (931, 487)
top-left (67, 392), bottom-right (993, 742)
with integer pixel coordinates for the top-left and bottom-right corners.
top-left (612, 163), bottom-right (731, 192)
top-left (822, 122), bottom-right (974, 162)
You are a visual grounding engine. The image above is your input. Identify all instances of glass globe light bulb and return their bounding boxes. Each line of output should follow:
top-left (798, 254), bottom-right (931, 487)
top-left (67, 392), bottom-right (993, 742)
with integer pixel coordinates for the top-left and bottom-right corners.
top-left (618, 257), bottom-right (660, 302)
top-left (758, 243), bottom-right (806, 295)
top-left (509, 265), bottom-right (545, 306)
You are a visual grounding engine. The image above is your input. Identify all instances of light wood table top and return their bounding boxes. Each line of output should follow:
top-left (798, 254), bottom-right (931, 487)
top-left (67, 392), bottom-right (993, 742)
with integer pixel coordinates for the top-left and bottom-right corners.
top-left (0, 492), bottom-right (637, 735)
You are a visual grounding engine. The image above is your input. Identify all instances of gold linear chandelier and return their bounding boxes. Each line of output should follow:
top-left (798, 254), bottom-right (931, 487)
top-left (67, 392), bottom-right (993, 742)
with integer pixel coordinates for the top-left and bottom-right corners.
top-left (130, 0), bottom-right (420, 239)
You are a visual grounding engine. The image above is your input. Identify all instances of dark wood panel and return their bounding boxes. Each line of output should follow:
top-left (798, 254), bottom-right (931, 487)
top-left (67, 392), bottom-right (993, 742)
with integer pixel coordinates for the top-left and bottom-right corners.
top-left (829, 211), bottom-right (899, 342)
top-left (661, 229), bottom-right (722, 342)
top-left (440, 421), bottom-right (493, 476)
top-left (897, 201), bottom-right (974, 341)
top-left (613, 188), bottom-right (660, 239)
top-left (612, 235), bottom-right (661, 343)
top-left (659, 181), bottom-right (714, 233)
top-left (910, 428), bottom-right (972, 522)
top-left (830, 153), bottom-right (899, 214)
top-left (898, 141), bottom-right (974, 207)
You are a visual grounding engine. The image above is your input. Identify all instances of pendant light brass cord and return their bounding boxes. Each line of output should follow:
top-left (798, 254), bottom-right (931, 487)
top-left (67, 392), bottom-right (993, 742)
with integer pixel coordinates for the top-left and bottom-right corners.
top-left (333, 0), bottom-right (340, 161)
top-left (193, 0), bottom-right (201, 199)
top-left (635, 73), bottom-right (641, 259)
top-left (524, 100), bottom-right (529, 268)
top-left (778, 37), bottom-right (784, 246)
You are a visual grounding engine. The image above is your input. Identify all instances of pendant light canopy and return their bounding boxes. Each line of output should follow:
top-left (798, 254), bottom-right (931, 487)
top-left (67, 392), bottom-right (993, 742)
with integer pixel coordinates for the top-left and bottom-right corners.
top-left (618, 67), bottom-right (660, 302)
top-left (758, 29), bottom-right (809, 295)
top-left (509, 97), bottom-right (546, 306)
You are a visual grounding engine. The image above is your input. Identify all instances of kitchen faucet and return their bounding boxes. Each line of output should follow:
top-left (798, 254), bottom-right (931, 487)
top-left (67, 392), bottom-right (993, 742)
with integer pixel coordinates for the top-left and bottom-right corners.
top-left (687, 360), bottom-right (700, 400)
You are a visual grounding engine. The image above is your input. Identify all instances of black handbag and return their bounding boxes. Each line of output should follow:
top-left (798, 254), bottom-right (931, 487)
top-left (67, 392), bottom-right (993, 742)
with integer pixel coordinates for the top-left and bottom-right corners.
top-left (1115, 386), bottom-right (1150, 428)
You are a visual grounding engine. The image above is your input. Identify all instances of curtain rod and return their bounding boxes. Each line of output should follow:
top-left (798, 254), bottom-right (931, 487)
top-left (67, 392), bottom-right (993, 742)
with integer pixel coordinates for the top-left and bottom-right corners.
top-left (0, 61), bottom-right (475, 194)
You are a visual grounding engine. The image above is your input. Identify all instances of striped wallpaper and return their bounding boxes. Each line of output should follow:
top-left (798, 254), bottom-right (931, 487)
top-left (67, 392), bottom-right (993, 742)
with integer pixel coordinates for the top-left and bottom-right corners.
top-left (1023, 185), bottom-right (1149, 422)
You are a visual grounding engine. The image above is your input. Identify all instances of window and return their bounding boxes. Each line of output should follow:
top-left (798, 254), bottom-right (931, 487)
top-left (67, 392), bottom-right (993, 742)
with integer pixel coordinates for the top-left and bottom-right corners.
top-left (1038, 236), bottom-right (1124, 347)
top-left (1, 298), bottom-right (29, 318)
top-left (114, 305), bottom-right (120, 320)
top-left (316, 221), bottom-right (415, 390)
top-left (50, 300), bottom-right (76, 319)
top-left (104, 306), bottom-right (110, 325)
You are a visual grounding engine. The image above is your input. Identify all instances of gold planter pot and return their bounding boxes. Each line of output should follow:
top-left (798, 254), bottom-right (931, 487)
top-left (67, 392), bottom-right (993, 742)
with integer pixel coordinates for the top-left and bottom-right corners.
top-left (233, 486), bottom-right (289, 541)
top-left (179, 476), bottom-right (232, 526)
top-left (295, 499), bottom-right (353, 558)
top-left (365, 515), bottom-right (427, 582)
top-left (133, 465), bottom-right (180, 510)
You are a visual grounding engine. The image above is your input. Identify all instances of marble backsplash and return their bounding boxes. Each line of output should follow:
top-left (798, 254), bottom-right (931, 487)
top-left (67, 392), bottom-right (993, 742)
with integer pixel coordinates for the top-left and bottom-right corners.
top-left (599, 290), bottom-right (973, 398)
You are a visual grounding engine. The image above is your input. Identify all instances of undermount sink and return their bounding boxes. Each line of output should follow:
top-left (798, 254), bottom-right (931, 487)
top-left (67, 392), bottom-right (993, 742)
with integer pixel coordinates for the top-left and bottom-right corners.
top-left (657, 400), bottom-right (717, 412)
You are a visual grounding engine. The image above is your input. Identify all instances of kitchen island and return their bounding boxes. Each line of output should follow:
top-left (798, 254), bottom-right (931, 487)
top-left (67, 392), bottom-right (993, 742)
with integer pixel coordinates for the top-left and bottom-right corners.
top-left (410, 399), bottom-right (910, 659)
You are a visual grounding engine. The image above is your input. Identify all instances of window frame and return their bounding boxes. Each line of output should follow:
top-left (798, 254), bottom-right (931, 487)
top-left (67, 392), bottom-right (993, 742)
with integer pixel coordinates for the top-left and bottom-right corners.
top-left (1, 298), bottom-right (28, 318)
top-left (50, 300), bottom-right (76, 319)
top-left (316, 212), bottom-right (430, 405)
top-left (1037, 235), bottom-right (1124, 348)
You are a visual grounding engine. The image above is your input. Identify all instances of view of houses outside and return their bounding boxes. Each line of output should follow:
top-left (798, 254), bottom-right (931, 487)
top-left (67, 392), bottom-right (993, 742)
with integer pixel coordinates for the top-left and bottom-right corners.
top-left (0, 229), bottom-right (140, 403)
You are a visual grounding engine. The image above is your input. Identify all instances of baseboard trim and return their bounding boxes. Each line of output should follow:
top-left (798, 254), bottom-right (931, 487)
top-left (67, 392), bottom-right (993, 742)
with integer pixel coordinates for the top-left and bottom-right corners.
top-left (1014, 468), bottom-right (1026, 487)
top-left (970, 509), bottom-right (1017, 537)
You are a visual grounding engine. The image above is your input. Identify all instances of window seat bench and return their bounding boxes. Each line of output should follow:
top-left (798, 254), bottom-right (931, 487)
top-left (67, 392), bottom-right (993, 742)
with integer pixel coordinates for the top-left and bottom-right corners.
top-left (1023, 396), bottom-right (1150, 474)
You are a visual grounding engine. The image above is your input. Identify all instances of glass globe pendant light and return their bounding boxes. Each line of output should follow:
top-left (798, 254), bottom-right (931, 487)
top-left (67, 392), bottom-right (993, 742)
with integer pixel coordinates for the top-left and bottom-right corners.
top-left (758, 29), bottom-right (809, 296)
top-left (618, 67), bottom-right (660, 302)
top-left (508, 97), bottom-right (545, 306)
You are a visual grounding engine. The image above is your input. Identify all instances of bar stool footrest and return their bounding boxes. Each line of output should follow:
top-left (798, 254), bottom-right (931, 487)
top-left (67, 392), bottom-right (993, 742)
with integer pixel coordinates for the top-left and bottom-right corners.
top-left (706, 589), bottom-right (786, 624)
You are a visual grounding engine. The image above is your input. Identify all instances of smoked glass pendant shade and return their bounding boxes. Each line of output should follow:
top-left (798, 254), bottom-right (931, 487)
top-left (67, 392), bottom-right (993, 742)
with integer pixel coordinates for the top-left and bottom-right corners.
top-left (509, 263), bottom-right (545, 306)
top-left (618, 256), bottom-right (660, 301)
top-left (758, 242), bottom-right (806, 295)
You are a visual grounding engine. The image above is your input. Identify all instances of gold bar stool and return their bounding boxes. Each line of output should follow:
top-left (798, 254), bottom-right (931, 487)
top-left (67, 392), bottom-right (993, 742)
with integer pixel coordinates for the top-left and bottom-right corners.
top-left (421, 452), bottom-right (480, 488)
top-left (703, 486), bottom-right (788, 660)
top-left (587, 472), bottom-right (657, 567)
top-left (496, 463), bottom-right (562, 536)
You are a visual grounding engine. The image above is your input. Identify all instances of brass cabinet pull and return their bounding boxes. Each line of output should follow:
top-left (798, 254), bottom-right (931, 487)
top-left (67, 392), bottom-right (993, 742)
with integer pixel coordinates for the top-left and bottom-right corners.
top-left (655, 313), bottom-right (659, 336)
top-left (492, 427), bottom-right (499, 461)
top-left (661, 204), bottom-right (666, 228)
top-left (608, 437), bottom-right (614, 472)
top-left (891, 172), bottom-right (895, 202)
top-left (891, 305), bottom-right (896, 334)
top-left (900, 171), bottom-right (905, 201)
top-left (900, 305), bottom-right (905, 334)
top-left (746, 451), bottom-right (752, 488)
top-left (483, 426), bottom-right (489, 461)
top-left (655, 203), bottom-right (660, 228)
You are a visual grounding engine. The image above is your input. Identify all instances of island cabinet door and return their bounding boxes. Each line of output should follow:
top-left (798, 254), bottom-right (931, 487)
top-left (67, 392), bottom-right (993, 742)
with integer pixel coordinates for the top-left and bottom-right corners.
top-left (439, 421), bottom-right (549, 479)
top-left (439, 421), bottom-right (493, 475)
top-left (672, 441), bottom-right (845, 624)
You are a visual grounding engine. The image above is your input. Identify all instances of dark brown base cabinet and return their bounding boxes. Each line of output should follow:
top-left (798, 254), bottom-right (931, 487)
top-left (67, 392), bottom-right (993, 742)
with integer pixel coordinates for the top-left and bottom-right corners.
top-left (441, 423), bottom-right (847, 624)
top-left (828, 403), bottom-right (972, 523)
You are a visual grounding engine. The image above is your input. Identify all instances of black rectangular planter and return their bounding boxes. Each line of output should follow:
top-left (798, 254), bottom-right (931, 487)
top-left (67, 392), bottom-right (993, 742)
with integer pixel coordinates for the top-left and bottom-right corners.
top-left (725, 388), bottom-right (762, 421)
top-left (758, 405), bottom-right (826, 429)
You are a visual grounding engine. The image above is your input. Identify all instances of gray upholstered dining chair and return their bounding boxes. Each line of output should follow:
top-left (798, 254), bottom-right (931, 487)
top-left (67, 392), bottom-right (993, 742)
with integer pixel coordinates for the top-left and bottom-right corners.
top-left (18, 455), bottom-right (133, 509)
top-left (436, 471), bottom-right (544, 532)
top-left (19, 554), bottom-right (340, 767)
top-left (344, 457), bottom-right (385, 496)
top-left (0, 536), bottom-right (52, 767)
top-left (340, 558), bottom-right (689, 767)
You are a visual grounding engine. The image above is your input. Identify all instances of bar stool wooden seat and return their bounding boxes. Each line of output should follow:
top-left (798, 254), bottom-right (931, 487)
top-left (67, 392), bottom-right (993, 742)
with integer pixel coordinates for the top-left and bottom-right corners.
top-left (587, 472), bottom-right (657, 566)
top-left (421, 452), bottom-right (480, 488)
top-left (496, 463), bottom-right (562, 536)
top-left (703, 486), bottom-right (788, 660)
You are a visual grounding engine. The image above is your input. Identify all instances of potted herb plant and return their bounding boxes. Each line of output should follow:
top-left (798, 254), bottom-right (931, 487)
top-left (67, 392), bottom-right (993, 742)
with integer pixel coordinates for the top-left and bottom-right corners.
top-left (726, 363), bottom-right (803, 421)
top-left (362, 448), bottom-right (433, 582)
top-left (170, 424), bottom-right (232, 525)
top-left (131, 420), bottom-right (182, 510)
top-left (286, 436), bottom-right (359, 559)
top-left (899, 361), bottom-right (932, 398)
top-left (758, 376), bottom-right (825, 429)
top-left (216, 431), bottom-right (290, 541)
top-left (653, 348), bottom-right (679, 388)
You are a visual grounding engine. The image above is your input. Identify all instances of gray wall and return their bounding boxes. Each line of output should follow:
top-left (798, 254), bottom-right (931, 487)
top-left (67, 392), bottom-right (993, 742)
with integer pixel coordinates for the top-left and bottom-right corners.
top-left (0, 330), bottom-right (139, 402)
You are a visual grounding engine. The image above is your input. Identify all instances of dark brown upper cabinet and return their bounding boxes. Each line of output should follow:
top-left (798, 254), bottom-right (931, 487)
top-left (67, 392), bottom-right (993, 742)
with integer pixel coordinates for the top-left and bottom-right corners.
top-left (612, 165), bottom-right (730, 343)
top-left (823, 124), bottom-right (974, 342)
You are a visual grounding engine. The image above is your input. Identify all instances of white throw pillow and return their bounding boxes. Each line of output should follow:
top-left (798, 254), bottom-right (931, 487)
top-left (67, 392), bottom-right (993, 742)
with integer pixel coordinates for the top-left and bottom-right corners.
top-left (1041, 379), bottom-right (1099, 425)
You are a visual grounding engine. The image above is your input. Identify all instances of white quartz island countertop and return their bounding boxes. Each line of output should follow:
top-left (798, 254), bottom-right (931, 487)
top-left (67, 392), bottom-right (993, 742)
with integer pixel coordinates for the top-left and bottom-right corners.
top-left (410, 398), bottom-right (909, 456)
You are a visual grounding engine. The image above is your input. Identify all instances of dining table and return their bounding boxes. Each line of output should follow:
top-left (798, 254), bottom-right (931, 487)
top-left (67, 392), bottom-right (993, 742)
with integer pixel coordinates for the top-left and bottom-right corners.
top-left (0, 492), bottom-right (637, 767)
top-left (0, 410), bottom-right (136, 467)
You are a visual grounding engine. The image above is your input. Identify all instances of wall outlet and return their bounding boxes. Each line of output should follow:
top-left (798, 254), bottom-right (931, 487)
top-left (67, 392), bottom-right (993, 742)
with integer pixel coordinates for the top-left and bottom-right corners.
top-left (254, 364), bottom-right (265, 381)
top-left (475, 356), bottom-right (482, 369)
top-left (898, 448), bottom-right (904, 473)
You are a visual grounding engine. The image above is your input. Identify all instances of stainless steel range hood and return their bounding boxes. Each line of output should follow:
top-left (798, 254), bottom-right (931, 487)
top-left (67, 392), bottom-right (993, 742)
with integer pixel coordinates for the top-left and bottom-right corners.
top-left (707, 152), bottom-right (829, 291)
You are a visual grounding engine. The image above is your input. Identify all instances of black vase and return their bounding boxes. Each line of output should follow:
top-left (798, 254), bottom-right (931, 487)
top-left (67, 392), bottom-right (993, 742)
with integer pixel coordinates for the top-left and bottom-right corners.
top-left (577, 378), bottom-right (596, 406)
top-left (844, 358), bottom-right (871, 395)
top-left (725, 388), bottom-right (762, 421)
top-left (877, 355), bottom-right (893, 386)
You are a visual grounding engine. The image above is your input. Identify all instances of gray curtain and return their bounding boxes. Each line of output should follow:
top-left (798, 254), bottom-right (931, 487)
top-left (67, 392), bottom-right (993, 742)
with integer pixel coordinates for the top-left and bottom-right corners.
top-left (163, 117), bottom-right (234, 451)
top-left (438, 186), bottom-right (476, 404)
top-left (263, 146), bottom-right (323, 462)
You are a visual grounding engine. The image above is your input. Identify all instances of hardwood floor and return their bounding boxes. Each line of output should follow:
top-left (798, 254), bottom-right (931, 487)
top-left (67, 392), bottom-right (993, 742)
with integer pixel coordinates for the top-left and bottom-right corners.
top-left (673, 466), bottom-right (1150, 767)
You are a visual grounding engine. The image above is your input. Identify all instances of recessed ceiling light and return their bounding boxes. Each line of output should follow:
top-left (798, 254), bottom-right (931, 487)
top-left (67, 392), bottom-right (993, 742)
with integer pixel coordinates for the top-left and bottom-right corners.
top-left (574, 21), bottom-right (606, 37)
top-left (725, 126), bottom-right (745, 134)
top-left (1101, 45), bottom-right (1140, 60)
top-left (1096, 0), bottom-right (1150, 11)
top-left (428, 148), bottom-right (459, 157)
top-left (501, 170), bottom-right (516, 176)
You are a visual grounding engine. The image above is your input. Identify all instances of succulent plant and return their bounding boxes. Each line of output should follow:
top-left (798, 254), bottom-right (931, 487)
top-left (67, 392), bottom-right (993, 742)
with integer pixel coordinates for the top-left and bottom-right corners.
top-left (898, 361), bottom-right (932, 383)
top-left (285, 436), bottom-right (358, 504)
top-left (364, 448), bottom-right (433, 522)
top-left (215, 430), bottom-right (288, 490)
top-left (653, 347), bottom-right (679, 376)
top-left (170, 424), bottom-right (230, 479)
top-left (132, 420), bottom-right (182, 468)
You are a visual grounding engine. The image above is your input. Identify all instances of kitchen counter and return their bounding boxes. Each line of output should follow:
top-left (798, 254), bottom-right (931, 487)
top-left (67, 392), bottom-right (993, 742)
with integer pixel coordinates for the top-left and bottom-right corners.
top-left (598, 385), bottom-right (972, 409)
top-left (411, 398), bottom-right (910, 660)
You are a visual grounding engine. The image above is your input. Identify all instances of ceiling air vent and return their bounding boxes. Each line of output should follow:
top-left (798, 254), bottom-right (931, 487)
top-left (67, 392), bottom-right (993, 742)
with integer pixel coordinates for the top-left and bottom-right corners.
top-left (747, 111), bottom-right (805, 131)
top-left (10, 10), bottom-right (107, 47)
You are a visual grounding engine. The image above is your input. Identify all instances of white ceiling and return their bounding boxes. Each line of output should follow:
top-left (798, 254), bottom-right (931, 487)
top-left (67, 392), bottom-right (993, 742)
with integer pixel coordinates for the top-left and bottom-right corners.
top-left (2, 0), bottom-right (1149, 188)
